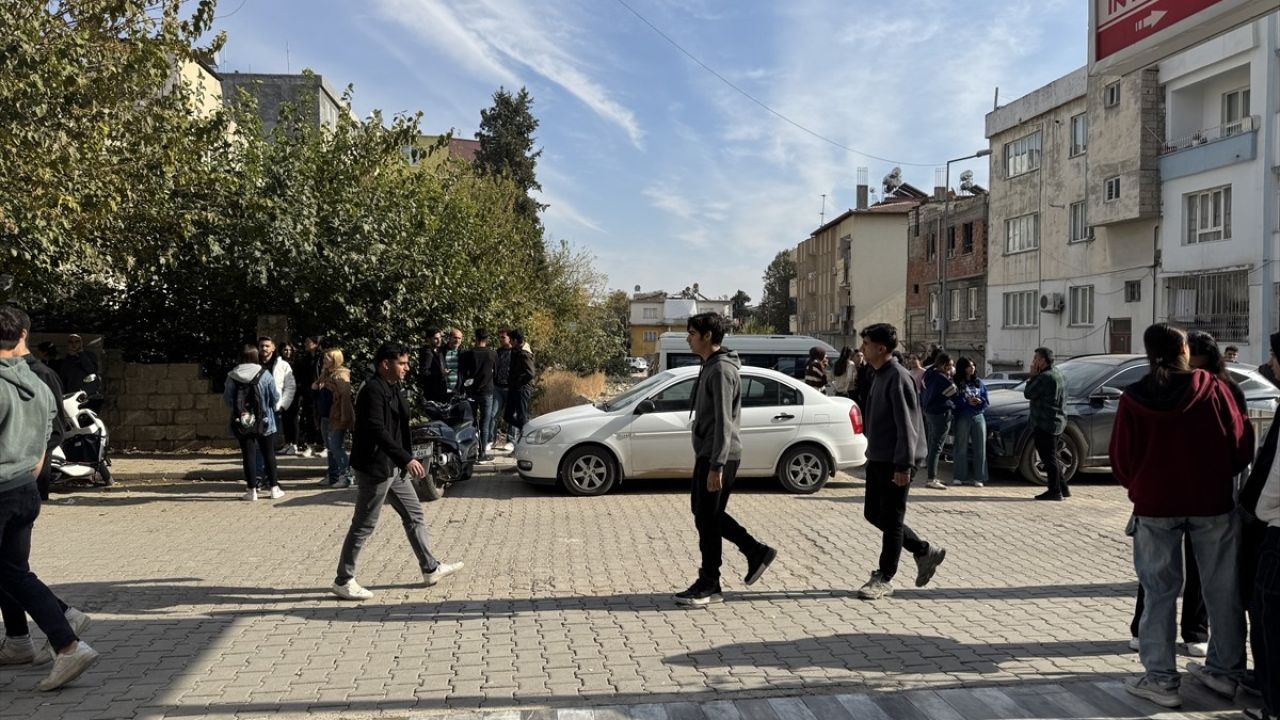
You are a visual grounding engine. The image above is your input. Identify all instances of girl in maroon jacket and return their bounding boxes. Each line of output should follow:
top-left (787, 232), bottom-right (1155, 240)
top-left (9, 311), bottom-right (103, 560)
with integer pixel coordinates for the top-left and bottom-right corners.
top-left (1110, 323), bottom-right (1252, 709)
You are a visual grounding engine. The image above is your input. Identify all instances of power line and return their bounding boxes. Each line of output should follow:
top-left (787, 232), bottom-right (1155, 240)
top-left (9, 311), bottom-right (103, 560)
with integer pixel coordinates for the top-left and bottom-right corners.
top-left (216, 0), bottom-right (249, 20)
top-left (611, 0), bottom-right (942, 168)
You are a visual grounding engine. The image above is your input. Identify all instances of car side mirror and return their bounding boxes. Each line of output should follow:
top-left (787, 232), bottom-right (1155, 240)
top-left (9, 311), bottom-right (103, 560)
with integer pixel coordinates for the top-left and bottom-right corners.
top-left (1090, 386), bottom-right (1124, 403)
top-left (635, 399), bottom-right (657, 415)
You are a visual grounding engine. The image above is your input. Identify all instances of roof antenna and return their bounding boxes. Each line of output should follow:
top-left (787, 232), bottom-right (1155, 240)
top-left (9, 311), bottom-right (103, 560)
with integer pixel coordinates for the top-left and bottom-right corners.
top-left (819, 193), bottom-right (827, 225)
top-left (286, 42), bottom-right (291, 73)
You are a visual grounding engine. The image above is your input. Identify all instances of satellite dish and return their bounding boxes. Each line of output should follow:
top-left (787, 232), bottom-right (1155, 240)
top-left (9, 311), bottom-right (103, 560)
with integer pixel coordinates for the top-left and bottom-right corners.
top-left (960, 170), bottom-right (974, 184)
top-left (634, 284), bottom-right (641, 292)
top-left (881, 166), bottom-right (903, 193)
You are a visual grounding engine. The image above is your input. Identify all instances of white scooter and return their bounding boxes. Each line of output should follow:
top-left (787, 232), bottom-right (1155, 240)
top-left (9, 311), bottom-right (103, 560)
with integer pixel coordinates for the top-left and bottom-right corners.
top-left (49, 388), bottom-right (113, 487)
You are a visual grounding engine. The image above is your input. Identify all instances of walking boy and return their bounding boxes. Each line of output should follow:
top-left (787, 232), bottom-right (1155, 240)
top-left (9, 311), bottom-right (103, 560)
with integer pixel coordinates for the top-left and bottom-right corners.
top-left (331, 342), bottom-right (463, 600)
top-left (675, 313), bottom-right (776, 607)
top-left (856, 323), bottom-right (947, 600)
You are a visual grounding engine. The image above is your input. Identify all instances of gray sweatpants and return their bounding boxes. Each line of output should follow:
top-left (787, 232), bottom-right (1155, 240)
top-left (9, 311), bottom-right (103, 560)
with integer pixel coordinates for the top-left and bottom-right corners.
top-left (335, 468), bottom-right (439, 585)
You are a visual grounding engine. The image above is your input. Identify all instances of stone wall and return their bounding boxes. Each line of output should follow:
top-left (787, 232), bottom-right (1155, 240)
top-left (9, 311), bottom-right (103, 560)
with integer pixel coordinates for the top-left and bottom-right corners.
top-left (104, 363), bottom-right (235, 451)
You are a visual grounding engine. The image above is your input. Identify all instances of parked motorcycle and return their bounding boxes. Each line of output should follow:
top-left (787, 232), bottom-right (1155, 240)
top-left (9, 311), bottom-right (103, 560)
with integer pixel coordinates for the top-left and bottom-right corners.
top-left (50, 390), bottom-right (113, 488)
top-left (409, 393), bottom-right (480, 501)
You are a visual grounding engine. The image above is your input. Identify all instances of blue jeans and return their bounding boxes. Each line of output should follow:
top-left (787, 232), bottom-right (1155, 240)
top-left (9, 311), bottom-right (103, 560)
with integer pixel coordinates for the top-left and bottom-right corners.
top-left (923, 412), bottom-right (951, 480)
top-left (321, 418), bottom-right (350, 481)
top-left (952, 413), bottom-right (988, 485)
top-left (1133, 512), bottom-right (1247, 685)
top-left (491, 386), bottom-right (508, 443)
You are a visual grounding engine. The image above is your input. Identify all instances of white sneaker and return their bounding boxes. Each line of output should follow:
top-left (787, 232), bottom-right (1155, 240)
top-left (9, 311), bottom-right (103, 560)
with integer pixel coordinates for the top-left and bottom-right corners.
top-left (502, 442), bottom-right (514, 452)
top-left (241, 488), bottom-right (258, 501)
top-left (973, 482), bottom-right (985, 488)
top-left (424, 561), bottom-right (464, 587)
top-left (280, 444), bottom-right (298, 456)
top-left (269, 486), bottom-right (285, 499)
top-left (0, 636), bottom-right (35, 665)
top-left (925, 479), bottom-right (947, 490)
top-left (1183, 641), bottom-right (1208, 657)
top-left (37, 641), bottom-right (99, 691)
top-left (318, 449), bottom-right (328, 459)
top-left (330, 580), bottom-right (373, 601)
top-left (1128, 637), bottom-right (1141, 652)
top-left (34, 608), bottom-right (91, 666)
top-left (949, 479), bottom-right (963, 487)
top-left (301, 447), bottom-right (314, 458)
top-left (484, 442), bottom-right (494, 453)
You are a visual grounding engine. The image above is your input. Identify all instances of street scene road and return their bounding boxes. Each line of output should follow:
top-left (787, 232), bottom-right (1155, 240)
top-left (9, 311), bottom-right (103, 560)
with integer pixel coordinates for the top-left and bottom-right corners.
top-left (0, 460), bottom-right (1253, 719)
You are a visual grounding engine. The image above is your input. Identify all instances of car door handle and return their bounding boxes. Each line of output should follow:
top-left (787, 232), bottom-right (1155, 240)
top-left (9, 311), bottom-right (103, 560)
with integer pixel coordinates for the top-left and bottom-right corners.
top-left (773, 413), bottom-right (795, 421)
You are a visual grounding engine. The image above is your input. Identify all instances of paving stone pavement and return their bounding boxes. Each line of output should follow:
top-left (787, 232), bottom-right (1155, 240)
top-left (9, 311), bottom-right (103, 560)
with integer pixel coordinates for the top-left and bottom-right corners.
top-left (2, 460), bottom-right (1259, 719)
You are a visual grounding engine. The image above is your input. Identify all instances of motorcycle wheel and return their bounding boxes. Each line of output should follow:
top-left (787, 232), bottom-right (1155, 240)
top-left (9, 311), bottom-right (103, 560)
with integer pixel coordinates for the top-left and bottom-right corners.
top-left (412, 472), bottom-right (445, 502)
top-left (96, 464), bottom-right (114, 487)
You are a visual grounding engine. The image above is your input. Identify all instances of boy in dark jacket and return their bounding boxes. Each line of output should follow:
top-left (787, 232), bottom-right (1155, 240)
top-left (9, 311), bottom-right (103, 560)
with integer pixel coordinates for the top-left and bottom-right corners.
top-left (332, 342), bottom-right (462, 601)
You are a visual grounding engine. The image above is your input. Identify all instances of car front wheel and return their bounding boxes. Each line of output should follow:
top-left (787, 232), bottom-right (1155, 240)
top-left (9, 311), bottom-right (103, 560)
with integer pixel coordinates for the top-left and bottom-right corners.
top-left (560, 445), bottom-right (618, 496)
top-left (777, 444), bottom-right (831, 494)
top-left (1018, 431), bottom-right (1082, 485)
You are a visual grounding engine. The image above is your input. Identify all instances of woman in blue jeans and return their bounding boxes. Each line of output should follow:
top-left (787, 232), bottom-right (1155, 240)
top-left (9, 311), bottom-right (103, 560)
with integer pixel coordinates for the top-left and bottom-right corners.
top-left (919, 352), bottom-right (955, 490)
top-left (314, 349), bottom-right (354, 487)
top-left (950, 357), bottom-right (989, 487)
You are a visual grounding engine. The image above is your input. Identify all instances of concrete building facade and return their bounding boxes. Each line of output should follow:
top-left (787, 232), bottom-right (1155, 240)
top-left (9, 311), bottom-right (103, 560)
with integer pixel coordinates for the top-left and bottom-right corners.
top-left (1155, 13), bottom-right (1280, 363)
top-left (984, 67), bottom-right (1161, 372)
top-left (905, 193), bottom-right (991, 372)
top-left (220, 72), bottom-right (346, 135)
top-left (627, 287), bottom-right (732, 358)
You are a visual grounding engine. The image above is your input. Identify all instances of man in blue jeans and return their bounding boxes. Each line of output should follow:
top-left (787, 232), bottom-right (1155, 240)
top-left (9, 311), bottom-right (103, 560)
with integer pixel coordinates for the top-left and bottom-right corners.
top-left (0, 306), bottom-right (99, 691)
top-left (919, 352), bottom-right (955, 491)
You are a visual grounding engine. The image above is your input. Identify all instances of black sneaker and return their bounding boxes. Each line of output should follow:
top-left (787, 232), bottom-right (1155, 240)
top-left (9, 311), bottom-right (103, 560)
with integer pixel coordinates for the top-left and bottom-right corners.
top-left (1034, 491), bottom-right (1064, 501)
top-left (914, 545), bottom-right (946, 587)
top-left (744, 546), bottom-right (777, 586)
top-left (674, 579), bottom-right (723, 607)
top-left (1061, 484), bottom-right (1072, 498)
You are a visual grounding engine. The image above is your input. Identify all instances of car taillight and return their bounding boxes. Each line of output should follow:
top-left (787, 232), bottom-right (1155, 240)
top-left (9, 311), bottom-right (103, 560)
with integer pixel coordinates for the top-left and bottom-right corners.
top-left (849, 404), bottom-right (864, 435)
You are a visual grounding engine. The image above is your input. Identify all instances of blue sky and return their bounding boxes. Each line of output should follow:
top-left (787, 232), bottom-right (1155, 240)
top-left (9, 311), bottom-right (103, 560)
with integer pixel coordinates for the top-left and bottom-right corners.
top-left (209, 0), bottom-right (1087, 302)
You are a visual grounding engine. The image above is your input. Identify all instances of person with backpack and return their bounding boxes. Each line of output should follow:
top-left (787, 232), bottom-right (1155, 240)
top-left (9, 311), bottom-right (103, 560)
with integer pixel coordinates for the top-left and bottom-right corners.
top-left (224, 345), bottom-right (282, 501)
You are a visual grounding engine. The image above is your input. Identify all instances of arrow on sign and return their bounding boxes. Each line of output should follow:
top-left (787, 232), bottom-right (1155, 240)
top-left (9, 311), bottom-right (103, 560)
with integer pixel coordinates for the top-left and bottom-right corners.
top-left (1137, 10), bottom-right (1168, 30)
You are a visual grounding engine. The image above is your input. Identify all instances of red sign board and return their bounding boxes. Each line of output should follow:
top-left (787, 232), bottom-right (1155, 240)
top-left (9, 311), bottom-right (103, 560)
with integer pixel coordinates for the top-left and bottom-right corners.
top-left (1096, 0), bottom-right (1226, 60)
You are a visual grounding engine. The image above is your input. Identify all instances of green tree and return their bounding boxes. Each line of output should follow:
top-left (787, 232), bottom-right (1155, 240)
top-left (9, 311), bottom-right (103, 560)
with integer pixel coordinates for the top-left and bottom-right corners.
top-left (730, 289), bottom-right (752, 323)
top-left (758, 251), bottom-right (795, 334)
top-left (472, 86), bottom-right (545, 222)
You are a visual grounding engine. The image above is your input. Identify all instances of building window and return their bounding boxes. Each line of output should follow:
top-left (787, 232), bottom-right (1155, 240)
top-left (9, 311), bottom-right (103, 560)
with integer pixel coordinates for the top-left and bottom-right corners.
top-left (927, 233), bottom-right (936, 261)
top-left (1003, 291), bottom-right (1038, 328)
top-left (1124, 280), bottom-right (1141, 303)
top-left (1104, 176), bottom-right (1121, 202)
top-left (928, 291), bottom-right (938, 322)
top-left (967, 287), bottom-right (980, 320)
top-left (1004, 131), bottom-right (1042, 177)
top-left (1070, 113), bottom-right (1088, 156)
top-left (1104, 81), bottom-right (1120, 108)
top-left (949, 289), bottom-right (962, 321)
top-left (1005, 213), bottom-right (1040, 254)
top-left (642, 331), bottom-right (657, 342)
top-left (946, 226), bottom-right (957, 258)
top-left (1186, 186), bottom-right (1232, 244)
top-left (1167, 270), bottom-right (1249, 342)
top-left (1222, 88), bottom-right (1251, 134)
top-left (1069, 285), bottom-right (1095, 326)
top-left (642, 307), bottom-right (658, 319)
top-left (1069, 201), bottom-right (1089, 243)
top-left (961, 223), bottom-right (974, 255)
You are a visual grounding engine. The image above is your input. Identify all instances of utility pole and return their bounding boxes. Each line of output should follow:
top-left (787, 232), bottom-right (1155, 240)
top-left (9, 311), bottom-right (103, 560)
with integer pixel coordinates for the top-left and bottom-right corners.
top-left (819, 194), bottom-right (827, 225)
top-left (940, 148), bottom-right (992, 349)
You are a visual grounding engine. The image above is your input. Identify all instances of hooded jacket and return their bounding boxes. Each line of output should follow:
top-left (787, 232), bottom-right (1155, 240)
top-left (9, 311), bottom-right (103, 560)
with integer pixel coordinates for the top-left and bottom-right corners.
top-left (0, 357), bottom-right (57, 494)
top-left (920, 367), bottom-right (954, 416)
top-left (1109, 368), bottom-right (1253, 518)
top-left (264, 354), bottom-right (296, 412)
top-left (690, 349), bottom-right (743, 470)
top-left (864, 359), bottom-right (927, 472)
top-left (25, 353), bottom-right (65, 457)
top-left (222, 363), bottom-right (280, 437)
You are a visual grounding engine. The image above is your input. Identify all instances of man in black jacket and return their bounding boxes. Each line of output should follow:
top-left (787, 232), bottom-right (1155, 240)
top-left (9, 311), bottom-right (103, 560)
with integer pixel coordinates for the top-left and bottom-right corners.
top-left (418, 328), bottom-right (449, 405)
top-left (856, 323), bottom-right (946, 600)
top-left (331, 342), bottom-right (462, 601)
top-left (458, 329), bottom-right (497, 462)
top-left (504, 329), bottom-right (536, 443)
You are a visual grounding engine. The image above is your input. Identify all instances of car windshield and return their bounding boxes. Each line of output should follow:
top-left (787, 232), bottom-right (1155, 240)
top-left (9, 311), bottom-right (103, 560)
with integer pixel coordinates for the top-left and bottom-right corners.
top-left (600, 371), bottom-right (678, 411)
top-left (1012, 361), bottom-right (1119, 398)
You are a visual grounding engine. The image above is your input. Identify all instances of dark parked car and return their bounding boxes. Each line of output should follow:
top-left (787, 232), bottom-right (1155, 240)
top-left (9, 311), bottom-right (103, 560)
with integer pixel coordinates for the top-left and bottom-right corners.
top-left (983, 354), bottom-right (1278, 484)
top-left (984, 371), bottom-right (1032, 392)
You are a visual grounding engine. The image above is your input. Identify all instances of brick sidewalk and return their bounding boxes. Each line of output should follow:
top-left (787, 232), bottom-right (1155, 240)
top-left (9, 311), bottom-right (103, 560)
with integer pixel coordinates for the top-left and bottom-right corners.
top-left (3, 463), bottom-right (1255, 719)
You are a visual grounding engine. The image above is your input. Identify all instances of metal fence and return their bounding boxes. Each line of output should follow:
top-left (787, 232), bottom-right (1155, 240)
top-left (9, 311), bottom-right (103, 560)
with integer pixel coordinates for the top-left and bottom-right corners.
top-left (1166, 270), bottom-right (1249, 343)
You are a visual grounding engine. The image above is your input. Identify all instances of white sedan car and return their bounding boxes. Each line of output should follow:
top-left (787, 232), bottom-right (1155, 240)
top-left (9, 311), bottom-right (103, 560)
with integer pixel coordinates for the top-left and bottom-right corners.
top-left (515, 366), bottom-right (867, 496)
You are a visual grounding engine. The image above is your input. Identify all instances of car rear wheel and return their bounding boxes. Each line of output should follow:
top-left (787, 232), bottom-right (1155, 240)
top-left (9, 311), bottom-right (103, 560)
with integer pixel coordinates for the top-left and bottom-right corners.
top-left (1018, 431), bottom-right (1082, 485)
top-left (777, 444), bottom-right (831, 494)
top-left (560, 445), bottom-right (618, 497)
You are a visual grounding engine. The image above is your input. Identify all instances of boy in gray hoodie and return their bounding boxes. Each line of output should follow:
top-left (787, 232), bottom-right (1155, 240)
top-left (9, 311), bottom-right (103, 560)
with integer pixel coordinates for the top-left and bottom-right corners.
top-left (0, 306), bottom-right (99, 690)
top-left (676, 313), bottom-right (776, 607)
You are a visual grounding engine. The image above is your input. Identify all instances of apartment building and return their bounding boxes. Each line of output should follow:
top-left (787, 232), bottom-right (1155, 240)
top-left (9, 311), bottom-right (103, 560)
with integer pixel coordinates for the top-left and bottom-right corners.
top-left (905, 192), bottom-right (990, 372)
top-left (1155, 12), bottom-right (1280, 362)
top-left (984, 67), bottom-right (1161, 371)
top-left (220, 72), bottom-right (347, 135)
top-left (792, 179), bottom-right (926, 349)
top-left (628, 286), bottom-right (732, 358)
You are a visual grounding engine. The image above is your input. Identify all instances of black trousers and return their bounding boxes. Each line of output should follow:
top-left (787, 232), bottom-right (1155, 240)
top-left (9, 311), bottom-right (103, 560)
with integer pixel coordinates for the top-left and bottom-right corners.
top-left (1254, 526), bottom-right (1280, 717)
top-left (0, 484), bottom-right (76, 650)
top-left (863, 461), bottom-right (928, 582)
top-left (1033, 429), bottom-right (1067, 494)
top-left (281, 401), bottom-right (301, 446)
top-left (690, 458), bottom-right (761, 583)
top-left (1130, 532), bottom-right (1208, 643)
top-left (237, 433), bottom-right (279, 489)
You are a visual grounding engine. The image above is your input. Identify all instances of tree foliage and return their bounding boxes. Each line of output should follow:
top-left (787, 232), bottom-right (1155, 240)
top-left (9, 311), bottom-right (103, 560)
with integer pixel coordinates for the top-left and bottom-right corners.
top-left (472, 86), bottom-right (545, 223)
top-left (730, 290), bottom-right (752, 323)
top-left (758, 251), bottom-right (796, 334)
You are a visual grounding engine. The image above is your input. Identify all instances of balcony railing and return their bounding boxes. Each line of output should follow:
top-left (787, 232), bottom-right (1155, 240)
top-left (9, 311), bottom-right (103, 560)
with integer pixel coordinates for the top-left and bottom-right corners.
top-left (1161, 115), bottom-right (1259, 156)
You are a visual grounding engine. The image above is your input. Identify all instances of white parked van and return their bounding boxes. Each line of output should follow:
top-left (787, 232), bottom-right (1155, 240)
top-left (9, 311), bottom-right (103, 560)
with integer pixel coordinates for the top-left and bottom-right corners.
top-left (656, 332), bottom-right (838, 380)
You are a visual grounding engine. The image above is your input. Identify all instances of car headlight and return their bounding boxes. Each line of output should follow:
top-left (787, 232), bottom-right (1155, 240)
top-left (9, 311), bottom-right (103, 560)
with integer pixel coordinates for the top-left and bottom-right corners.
top-left (522, 425), bottom-right (562, 445)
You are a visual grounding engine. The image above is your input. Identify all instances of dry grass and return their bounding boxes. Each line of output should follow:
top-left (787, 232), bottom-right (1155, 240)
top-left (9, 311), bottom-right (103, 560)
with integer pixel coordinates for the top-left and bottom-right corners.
top-left (535, 369), bottom-right (607, 415)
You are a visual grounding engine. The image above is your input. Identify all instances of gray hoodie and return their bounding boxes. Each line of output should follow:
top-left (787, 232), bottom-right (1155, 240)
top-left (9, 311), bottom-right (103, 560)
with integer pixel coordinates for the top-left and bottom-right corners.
top-left (690, 349), bottom-right (743, 470)
top-left (0, 357), bottom-right (56, 493)
top-left (863, 359), bottom-right (927, 472)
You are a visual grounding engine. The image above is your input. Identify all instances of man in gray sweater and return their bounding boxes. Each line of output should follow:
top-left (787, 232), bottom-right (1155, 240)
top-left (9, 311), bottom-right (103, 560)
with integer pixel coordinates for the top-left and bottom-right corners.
top-left (857, 323), bottom-right (947, 600)
top-left (676, 313), bottom-right (776, 607)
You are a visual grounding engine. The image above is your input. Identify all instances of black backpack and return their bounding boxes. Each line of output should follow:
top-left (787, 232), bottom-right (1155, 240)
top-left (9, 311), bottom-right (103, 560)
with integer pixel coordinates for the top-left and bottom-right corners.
top-left (232, 368), bottom-right (269, 437)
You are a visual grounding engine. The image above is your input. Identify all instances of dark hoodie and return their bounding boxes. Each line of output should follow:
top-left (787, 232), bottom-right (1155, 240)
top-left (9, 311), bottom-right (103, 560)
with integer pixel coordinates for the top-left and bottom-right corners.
top-left (0, 357), bottom-right (56, 493)
top-left (690, 349), bottom-right (743, 470)
top-left (1109, 368), bottom-right (1253, 517)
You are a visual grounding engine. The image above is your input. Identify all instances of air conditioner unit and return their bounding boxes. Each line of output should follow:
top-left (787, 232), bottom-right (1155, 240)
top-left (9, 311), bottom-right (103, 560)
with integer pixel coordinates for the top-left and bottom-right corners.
top-left (827, 313), bottom-right (839, 326)
top-left (930, 318), bottom-right (940, 330)
top-left (1040, 292), bottom-right (1065, 313)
